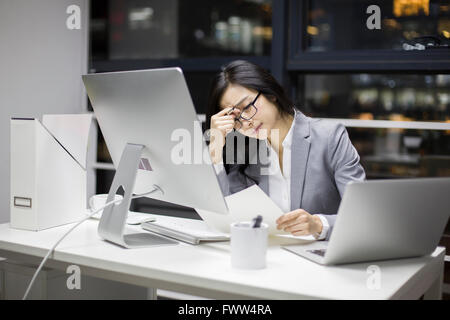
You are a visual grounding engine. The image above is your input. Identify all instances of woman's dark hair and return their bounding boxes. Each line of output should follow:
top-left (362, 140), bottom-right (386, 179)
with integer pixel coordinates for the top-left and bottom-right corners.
top-left (206, 60), bottom-right (296, 175)
top-left (206, 60), bottom-right (294, 129)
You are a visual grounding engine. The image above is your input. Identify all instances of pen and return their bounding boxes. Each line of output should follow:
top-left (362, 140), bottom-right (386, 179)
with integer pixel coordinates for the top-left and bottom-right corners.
top-left (252, 215), bottom-right (263, 228)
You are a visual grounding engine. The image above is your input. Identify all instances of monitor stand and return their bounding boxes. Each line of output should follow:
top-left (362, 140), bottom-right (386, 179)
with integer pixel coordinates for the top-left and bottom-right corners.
top-left (97, 143), bottom-right (178, 248)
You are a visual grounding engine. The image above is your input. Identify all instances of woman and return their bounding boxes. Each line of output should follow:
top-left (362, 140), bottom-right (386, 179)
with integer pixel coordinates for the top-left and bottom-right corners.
top-left (207, 60), bottom-right (365, 240)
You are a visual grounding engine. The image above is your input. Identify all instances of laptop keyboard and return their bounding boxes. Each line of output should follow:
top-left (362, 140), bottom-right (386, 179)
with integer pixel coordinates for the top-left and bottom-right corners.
top-left (308, 249), bottom-right (327, 257)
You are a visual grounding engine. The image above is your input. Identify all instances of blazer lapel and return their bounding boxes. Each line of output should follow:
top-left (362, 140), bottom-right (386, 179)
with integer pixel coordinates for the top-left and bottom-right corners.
top-left (290, 112), bottom-right (311, 211)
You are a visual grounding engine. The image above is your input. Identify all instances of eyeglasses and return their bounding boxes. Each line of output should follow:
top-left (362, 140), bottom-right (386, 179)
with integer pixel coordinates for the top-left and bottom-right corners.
top-left (228, 91), bottom-right (260, 130)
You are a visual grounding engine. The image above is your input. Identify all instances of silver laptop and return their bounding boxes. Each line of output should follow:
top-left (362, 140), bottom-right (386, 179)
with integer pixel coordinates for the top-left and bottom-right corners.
top-left (282, 178), bottom-right (450, 265)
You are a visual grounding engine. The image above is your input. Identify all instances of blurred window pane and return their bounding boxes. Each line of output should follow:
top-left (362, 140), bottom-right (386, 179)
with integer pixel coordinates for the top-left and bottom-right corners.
top-left (306, 0), bottom-right (450, 52)
top-left (297, 74), bottom-right (450, 122)
top-left (90, 0), bottom-right (272, 60)
top-left (347, 127), bottom-right (450, 179)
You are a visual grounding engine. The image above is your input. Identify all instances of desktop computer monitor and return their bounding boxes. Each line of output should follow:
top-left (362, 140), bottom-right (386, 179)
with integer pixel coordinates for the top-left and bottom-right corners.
top-left (82, 68), bottom-right (228, 248)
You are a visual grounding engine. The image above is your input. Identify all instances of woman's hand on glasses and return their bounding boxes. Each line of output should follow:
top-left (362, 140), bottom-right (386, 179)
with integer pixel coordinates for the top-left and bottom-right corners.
top-left (209, 107), bottom-right (236, 164)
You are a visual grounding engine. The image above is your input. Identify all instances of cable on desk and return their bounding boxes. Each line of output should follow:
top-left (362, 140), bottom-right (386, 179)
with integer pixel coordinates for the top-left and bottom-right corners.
top-left (22, 185), bottom-right (163, 300)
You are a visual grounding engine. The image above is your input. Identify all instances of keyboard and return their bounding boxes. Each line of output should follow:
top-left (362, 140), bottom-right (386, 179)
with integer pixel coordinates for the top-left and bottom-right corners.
top-left (141, 218), bottom-right (229, 245)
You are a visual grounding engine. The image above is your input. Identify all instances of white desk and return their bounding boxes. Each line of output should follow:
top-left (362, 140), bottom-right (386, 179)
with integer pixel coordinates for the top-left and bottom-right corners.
top-left (0, 217), bottom-right (445, 300)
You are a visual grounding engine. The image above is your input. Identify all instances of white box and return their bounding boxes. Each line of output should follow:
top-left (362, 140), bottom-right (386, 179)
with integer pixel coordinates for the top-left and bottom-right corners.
top-left (10, 114), bottom-right (92, 231)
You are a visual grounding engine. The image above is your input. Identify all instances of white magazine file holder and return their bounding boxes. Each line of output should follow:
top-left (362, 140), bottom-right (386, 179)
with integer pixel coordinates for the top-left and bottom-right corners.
top-left (10, 114), bottom-right (92, 231)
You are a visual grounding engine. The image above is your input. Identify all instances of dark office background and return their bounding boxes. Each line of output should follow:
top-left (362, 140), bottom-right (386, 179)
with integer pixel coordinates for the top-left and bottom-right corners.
top-left (87, 0), bottom-right (450, 299)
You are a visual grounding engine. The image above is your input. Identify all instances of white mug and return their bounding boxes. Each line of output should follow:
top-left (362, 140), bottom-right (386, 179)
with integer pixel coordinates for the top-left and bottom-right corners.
top-left (88, 194), bottom-right (123, 219)
top-left (230, 221), bottom-right (268, 269)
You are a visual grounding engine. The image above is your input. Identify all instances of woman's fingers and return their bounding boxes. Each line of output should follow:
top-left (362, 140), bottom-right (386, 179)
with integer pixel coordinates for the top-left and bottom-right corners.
top-left (276, 209), bottom-right (304, 224)
top-left (220, 115), bottom-right (235, 120)
top-left (284, 222), bottom-right (308, 233)
top-left (216, 123), bottom-right (233, 134)
top-left (214, 107), bottom-right (234, 117)
top-left (276, 211), bottom-right (307, 230)
top-left (209, 109), bottom-right (235, 163)
top-left (279, 217), bottom-right (307, 231)
top-left (213, 116), bottom-right (235, 123)
top-left (214, 119), bottom-right (235, 126)
top-left (211, 115), bottom-right (235, 133)
top-left (209, 109), bottom-right (237, 152)
top-left (217, 124), bottom-right (234, 131)
top-left (276, 209), bottom-right (321, 236)
top-left (292, 229), bottom-right (310, 236)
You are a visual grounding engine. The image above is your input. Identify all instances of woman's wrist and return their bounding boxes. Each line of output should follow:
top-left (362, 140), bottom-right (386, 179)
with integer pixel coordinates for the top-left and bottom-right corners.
top-left (209, 145), bottom-right (223, 165)
top-left (208, 127), bottom-right (226, 164)
top-left (312, 215), bottom-right (323, 235)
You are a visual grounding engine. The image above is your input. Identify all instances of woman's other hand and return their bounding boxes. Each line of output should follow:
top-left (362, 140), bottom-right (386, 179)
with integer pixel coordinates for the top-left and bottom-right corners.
top-left (276, 209), bottom-right (323, 236)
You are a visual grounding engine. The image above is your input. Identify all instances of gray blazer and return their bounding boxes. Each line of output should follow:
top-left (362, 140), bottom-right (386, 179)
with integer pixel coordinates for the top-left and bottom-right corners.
top-left (215, 111), bottom-right (366, 240)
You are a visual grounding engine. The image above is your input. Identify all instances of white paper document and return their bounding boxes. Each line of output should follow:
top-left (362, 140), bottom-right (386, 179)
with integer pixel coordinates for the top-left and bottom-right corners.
top-left (195, 184), bottom-right (290, 235)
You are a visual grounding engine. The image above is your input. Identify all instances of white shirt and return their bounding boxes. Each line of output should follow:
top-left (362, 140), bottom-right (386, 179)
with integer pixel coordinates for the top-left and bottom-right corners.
top-left (214, 116), bottom-right (329, 240)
